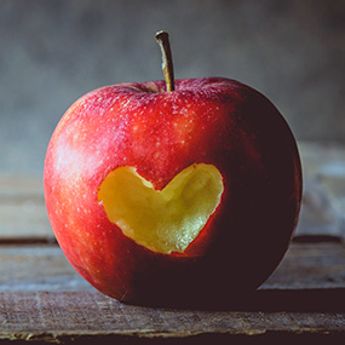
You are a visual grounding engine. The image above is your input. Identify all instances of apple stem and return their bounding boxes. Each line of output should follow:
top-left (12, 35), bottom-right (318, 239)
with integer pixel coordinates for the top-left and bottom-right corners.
top-left (155, 30), bottom-right (175, 92)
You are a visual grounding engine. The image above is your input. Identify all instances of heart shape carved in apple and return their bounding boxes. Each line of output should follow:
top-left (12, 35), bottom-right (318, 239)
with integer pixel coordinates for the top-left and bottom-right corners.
top-left (98, 163), bottom-right (224, 254)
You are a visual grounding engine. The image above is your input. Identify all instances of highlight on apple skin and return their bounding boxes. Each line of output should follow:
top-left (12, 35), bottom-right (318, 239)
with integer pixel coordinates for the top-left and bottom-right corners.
top-left (43, 32), bottom-right (302, 305)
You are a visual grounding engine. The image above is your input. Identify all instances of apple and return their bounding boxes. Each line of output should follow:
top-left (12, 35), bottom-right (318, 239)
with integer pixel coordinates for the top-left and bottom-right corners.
top-left (44, 31), bottom-right (302, 305)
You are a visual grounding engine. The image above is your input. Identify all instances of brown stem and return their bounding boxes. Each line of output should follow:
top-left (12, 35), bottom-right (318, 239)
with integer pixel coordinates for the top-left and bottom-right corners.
top-left (155, 30), bottom-right (175, 92)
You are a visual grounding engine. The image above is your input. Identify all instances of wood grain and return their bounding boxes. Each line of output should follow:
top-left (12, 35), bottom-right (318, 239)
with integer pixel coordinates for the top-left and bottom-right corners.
top-left (0, 175), bottom-right (51, 241)
top-left (1, 295), bottom-right (345, 344)
top-left (0, 243), bottom-right (344, 292)
top-left (0, 242), bottom-right (343, 343)
top-left (0, 290), bottom-right (345, 344)
top-left (296, 142), bottom-right (345, 237)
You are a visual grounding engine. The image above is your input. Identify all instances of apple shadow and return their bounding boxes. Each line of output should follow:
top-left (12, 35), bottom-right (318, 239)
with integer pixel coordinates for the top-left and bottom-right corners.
top-left (215, 287), bottom-right (345, 312)
top-left (127, 287), bottom-right (345, 312)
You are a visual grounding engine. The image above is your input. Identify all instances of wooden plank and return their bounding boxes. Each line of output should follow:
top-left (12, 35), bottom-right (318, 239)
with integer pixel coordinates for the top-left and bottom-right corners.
top-left (0, 175), bottom-right (42, 197)
top-left (0, 175), bottom-right (52, 240)
top-left (0, 243), bottom-right (344, 292)
top-left (0, 245), bottom-right (89, 292)
top-left (0, 243), bottom-right (343, 342)
top-left (1, 141), bottom-right (345, 240)
top-left (299, 142), bottom-right (345, 178)
top-left (265, 242), bottom-right (345, 289)
top-left (0, 290), bottom-right (344, 344)
top-left (297, 142), bottom-right (345, 237)
top-left (0, 200), bottom-right (52, 241)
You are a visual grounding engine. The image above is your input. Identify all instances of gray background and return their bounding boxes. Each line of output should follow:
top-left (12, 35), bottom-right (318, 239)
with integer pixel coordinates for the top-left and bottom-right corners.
top-left (0, 0), bottom-right (344, 175)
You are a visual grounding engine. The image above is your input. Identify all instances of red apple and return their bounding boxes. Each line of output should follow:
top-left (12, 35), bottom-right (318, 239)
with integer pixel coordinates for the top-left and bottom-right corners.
top-left (44, 32), bottom-right (302, 305)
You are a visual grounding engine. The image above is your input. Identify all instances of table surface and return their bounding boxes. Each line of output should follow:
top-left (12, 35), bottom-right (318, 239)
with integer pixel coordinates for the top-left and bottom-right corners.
top-left (1, 141), bottom-right (345, 344)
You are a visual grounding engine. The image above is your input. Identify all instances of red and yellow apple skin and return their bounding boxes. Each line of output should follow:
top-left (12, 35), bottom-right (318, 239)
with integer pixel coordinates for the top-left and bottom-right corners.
top-left (44, 78), bottom-right (302, 305)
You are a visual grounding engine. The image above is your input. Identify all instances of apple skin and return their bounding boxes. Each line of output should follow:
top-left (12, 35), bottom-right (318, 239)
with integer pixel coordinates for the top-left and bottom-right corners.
top-left (44, 78), bottom-right (302, 305)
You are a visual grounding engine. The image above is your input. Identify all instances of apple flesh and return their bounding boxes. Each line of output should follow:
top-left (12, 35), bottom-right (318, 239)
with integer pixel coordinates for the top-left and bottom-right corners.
top-left (98, 163), bottom-right (224, 254)
top-left (44, 78), bottom-right (302, 305)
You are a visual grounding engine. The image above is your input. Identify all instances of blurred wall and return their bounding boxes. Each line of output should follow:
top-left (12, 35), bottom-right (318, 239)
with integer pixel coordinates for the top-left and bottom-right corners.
top-left (0, 0), bottom-right (344, 175)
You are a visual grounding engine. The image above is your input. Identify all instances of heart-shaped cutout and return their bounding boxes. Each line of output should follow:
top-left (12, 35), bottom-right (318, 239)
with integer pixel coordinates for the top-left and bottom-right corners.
top-left (98, 164), bottom-right (224, 254)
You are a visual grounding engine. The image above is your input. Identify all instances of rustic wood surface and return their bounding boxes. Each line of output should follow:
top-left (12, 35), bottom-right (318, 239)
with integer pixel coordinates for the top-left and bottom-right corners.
top-left (0, 141), bottom-right (345, 343)
top-left (1, 290), bottom-right (345, 344)
top-left (0, 242), bottom-right (343, 343)
top-left (298, 142), bottom-right (345, 238)
top-left (0, 243), bottom-right (343, 292)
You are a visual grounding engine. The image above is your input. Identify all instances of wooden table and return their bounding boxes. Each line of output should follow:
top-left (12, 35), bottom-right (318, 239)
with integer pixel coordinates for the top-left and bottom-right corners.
top-left (1, 142), bottom-right (345, 344)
